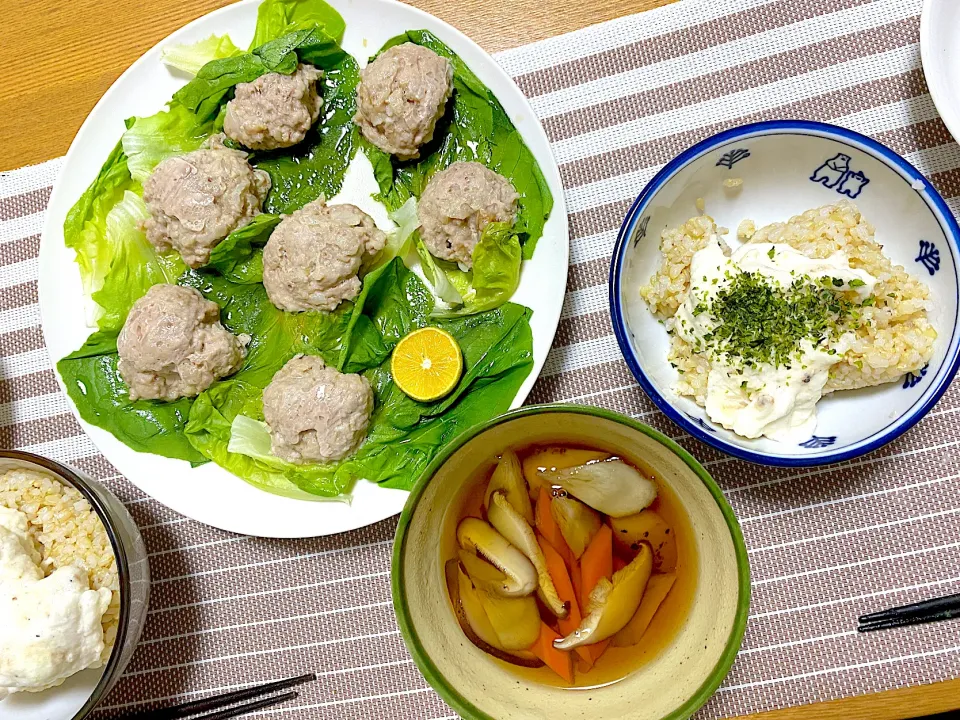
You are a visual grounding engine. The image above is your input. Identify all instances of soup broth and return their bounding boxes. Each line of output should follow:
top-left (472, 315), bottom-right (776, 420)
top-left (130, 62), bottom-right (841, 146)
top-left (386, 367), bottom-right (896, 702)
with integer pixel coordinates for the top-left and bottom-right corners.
top-left (444, 442), bottom-right (698, 689)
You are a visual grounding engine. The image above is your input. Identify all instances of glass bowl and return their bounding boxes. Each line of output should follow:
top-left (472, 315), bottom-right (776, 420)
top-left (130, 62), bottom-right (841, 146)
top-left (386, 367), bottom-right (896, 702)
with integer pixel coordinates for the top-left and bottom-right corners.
top-left (0, 450), bottom-right (150, 720)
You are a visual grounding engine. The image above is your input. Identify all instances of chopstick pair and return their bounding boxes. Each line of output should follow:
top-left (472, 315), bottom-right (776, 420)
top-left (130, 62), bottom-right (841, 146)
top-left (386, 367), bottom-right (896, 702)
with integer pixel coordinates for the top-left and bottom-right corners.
top-left (119, 673), bottom-right (316, 720)
top-left (858, 592), bottom-right (960, 632)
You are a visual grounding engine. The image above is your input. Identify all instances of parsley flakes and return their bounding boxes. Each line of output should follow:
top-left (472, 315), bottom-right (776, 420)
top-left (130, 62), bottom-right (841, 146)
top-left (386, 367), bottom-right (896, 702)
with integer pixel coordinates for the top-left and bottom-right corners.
top-left (696, 271), bottom-right (857, 369)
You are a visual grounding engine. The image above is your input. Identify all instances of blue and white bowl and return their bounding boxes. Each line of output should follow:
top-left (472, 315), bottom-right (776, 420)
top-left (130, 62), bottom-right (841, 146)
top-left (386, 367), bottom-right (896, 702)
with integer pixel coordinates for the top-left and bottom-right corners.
top-left (610, 120), bottom-right (960, 466)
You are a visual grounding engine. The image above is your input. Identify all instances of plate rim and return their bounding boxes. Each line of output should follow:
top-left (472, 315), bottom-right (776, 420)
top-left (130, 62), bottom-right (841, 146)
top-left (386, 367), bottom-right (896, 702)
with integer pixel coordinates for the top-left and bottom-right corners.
top-left (37, 0), bottom-right (569, 537)
top-left (609, 119), bottom-right (960, 467)
top-left (920, 0), bottom-right (960, 144)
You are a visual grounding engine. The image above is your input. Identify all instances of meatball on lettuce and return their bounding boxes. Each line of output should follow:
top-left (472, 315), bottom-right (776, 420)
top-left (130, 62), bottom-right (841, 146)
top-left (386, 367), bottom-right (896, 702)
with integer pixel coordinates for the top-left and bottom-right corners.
top-left (263, 198), bottom-right (386, 312)
top-left (355, 43), bottom-right (453, 160)
top-left (117, 284), bottom-right (249, 401)
top-left (143, 143), bottom-right (271, 268)
top-left (58, 8), bottom-right (546, 498)
top-left (418, 162), bottom-right (519, 269)
top-left (262, 355), bottom-right (373, 464)
top-left (224, 63), bottom-right (323, 151)
top-left (358, 32), bottom-right (553, 317)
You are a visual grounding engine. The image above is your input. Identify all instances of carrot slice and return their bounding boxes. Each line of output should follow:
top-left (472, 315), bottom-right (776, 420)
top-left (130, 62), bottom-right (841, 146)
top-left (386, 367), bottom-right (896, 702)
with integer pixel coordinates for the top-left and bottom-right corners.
top-left (540, 536), bottom-right (594, 668)
top-left (530, 622), bottom-right (574, 684)
top-left (585, 638), bottom-right (610, 665)
top-left (535, 488), bottom-right (575, 567)
top-left (570, 563), bottom-right (583, 608)
top-left (580, 524), bottom-right (613, 611)
top-left (576, 525), bottom-right (615, 668)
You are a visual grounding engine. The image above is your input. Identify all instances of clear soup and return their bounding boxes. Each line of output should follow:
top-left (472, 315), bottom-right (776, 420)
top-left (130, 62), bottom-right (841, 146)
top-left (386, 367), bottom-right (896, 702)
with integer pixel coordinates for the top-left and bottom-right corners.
top-left (444, 443), bottom-right (698, 689)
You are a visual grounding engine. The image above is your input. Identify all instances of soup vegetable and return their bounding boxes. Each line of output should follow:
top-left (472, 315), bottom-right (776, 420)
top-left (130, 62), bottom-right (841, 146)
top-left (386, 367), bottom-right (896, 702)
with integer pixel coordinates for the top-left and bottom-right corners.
top-left (446, 445), bottom-right (696, 687)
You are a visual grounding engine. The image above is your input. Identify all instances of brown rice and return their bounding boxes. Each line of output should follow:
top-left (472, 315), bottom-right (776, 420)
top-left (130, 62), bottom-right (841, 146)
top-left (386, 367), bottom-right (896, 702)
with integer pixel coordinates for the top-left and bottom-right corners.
top-left (639, 201), bottom-right (937, 407)
top-left (0, 467), bottom-right (120, 666)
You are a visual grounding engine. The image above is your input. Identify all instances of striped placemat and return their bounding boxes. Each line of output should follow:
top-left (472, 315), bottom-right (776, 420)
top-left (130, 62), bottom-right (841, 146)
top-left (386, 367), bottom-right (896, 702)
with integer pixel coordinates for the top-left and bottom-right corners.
top-left (2, 0), bottom-right (959, 717)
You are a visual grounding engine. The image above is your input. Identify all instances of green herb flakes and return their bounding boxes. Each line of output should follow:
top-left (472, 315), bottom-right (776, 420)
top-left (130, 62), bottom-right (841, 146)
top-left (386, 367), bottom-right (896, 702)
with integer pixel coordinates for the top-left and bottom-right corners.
top-left (694, 271), bottom-right (855, 369)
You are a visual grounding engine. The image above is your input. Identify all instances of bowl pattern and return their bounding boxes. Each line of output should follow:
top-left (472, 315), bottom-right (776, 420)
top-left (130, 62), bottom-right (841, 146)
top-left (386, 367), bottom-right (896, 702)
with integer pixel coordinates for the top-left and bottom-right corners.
top-left (393, 405), bottom-right (750, 720)
top-left (611, 120), bottom-right (960, 466)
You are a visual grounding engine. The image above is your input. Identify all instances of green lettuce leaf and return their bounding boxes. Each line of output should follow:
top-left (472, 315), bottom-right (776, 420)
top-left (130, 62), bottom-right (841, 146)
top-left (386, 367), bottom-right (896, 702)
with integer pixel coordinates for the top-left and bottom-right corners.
top-left (205, 214), bottom-right (281, 284)
top-left (430, 222), bottom-right (522, 317)
top-left (62, 142), bottom-right (136, 312)
top-left (337, 258), bottom-right (433, 374)
top-left (122, 103), bottom-right (218, 183)
top-left (363, 30), bottom-right (553, 261)
top-left (93, 191), bottom-right (186, 332)
top-left (56, 331), bottom-right (206, 464)
top-left (161, 34), bottom-right (243, 76)
top-left (251, 0), bottom-right (346, 48)
top-left (415, 238), bottom-right (463, 309)
top-left (368, 197), bottom-right (419, 271)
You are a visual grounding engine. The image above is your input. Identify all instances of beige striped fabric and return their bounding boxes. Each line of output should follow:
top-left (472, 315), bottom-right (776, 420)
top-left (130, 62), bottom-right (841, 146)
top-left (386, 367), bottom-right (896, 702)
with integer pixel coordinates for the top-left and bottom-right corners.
top-left (2, 0), bottom-right (959, 717)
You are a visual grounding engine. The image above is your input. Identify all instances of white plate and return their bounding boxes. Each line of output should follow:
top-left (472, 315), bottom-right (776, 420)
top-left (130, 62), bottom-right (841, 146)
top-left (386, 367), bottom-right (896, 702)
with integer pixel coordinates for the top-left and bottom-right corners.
top-left (920, 0), bottom-right (960, 142)
top-left (38, 0), bottom-right (569, 538)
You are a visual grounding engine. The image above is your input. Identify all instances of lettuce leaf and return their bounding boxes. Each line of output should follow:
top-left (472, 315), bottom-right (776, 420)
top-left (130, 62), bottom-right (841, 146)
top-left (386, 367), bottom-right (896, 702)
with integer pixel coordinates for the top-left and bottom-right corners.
top-left (362, 30), bottom-right (553, 261)
top-left (415, 239), bottom-right (463, 309)
top-left (251, 0), bottom-right (346, 48)
top-left (93, 191), bottom-right (186, 332)
top-left (122, 103), bottom-right (218, 184)
top-left (181, 258), bottom-right (533, 497)
top-left (62, 142), bottom-right (136, 316)
top-left (205, 214), bottom-right (281, 284)
top-left (161, 34), bottom-right (243, 76)
top-left (431, 222), bottom-right (522, 317)
top-left (368, 197), bottom-right (419, 271)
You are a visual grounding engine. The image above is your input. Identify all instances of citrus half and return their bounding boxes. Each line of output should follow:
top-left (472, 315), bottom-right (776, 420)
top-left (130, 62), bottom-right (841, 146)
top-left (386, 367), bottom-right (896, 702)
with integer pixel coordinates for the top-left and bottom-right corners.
top-left (391, 327), bottom-right (463, 402)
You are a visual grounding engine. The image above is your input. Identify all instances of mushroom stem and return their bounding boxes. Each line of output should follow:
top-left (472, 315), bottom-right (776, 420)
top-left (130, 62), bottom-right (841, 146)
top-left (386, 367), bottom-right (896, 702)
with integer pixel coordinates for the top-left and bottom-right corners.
top-left (457, 517), bottom-right (537, 597)
top-left (488, 491), bottom-right (570, 619)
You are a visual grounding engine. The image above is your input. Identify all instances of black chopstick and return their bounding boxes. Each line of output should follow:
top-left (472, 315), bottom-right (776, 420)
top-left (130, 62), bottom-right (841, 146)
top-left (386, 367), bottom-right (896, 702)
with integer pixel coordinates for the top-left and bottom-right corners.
top-left (182, 691), bottom-right (298, 720)
top-left (859, 608), bottom-right (959, 632)
top-left (857, 593), bottom-right (960, 633)
top-left (121, 673), bottom-right (315, 720)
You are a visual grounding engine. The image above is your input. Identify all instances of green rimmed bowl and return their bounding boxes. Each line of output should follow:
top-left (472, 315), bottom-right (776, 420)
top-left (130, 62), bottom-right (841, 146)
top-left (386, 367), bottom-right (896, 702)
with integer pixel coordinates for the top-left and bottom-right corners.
top-left (392, 404), bottom-right (750, 719)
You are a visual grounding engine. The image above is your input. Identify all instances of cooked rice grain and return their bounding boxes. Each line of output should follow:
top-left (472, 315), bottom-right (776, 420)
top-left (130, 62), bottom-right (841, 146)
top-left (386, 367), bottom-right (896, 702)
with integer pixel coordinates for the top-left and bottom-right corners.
top-left (640, 201), bottom-right (936, 401)
top-left (0, 467), bottom-right (120, 665)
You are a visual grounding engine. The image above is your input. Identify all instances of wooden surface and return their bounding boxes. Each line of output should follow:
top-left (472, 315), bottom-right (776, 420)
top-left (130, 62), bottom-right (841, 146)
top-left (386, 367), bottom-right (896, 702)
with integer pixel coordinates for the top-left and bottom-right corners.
top-left (1, 0), bottom-right (958, 718)
top-left (0, 0), bottom-right (670, 170)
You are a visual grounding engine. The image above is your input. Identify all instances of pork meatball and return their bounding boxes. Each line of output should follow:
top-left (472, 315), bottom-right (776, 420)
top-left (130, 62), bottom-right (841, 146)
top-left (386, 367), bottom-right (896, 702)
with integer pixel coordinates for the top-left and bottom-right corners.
top-left (418, 161), bottom-right (519, 268)
top-left (354, 43), bottom-right (453, 160)
top-left (223, 64), bottom-right (324, 151)
top-left (262, 355), bottom-right (373, 464)
top-left (262, 198), bottom-right (386, 312)
top-left (143, 145), bottom-right (271, 268)
top-left (117, 284), bottom-right (249, 402)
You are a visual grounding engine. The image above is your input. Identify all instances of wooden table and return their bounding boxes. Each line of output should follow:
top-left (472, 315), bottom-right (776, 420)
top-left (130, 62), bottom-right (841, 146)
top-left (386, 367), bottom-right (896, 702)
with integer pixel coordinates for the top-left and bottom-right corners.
top-left (1, 1), bottom-right (958, 718)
